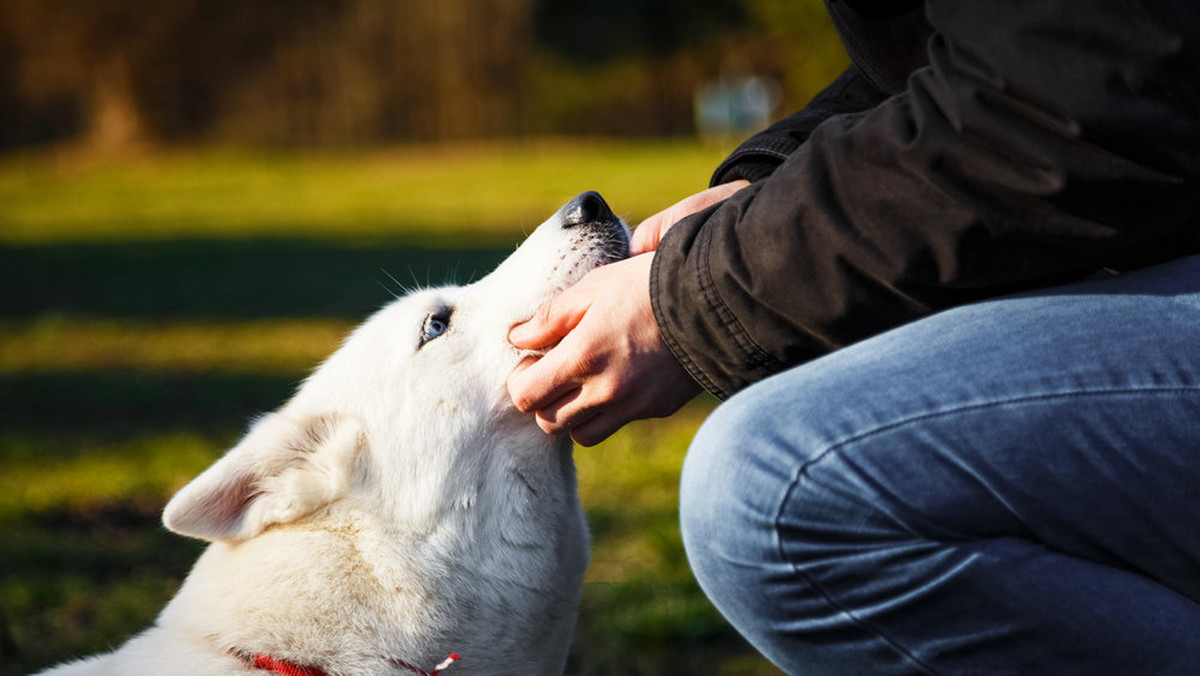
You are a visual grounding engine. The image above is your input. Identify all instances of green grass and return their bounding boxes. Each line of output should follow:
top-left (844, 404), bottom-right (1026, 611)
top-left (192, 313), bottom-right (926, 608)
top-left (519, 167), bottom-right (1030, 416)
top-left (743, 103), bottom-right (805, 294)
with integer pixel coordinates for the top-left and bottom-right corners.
top-left (0, 317), bottom-right (350, 374)
top-left (0, 142), bottom-right (779, 675)
top-left (0, 141), bottom-right (730, 245)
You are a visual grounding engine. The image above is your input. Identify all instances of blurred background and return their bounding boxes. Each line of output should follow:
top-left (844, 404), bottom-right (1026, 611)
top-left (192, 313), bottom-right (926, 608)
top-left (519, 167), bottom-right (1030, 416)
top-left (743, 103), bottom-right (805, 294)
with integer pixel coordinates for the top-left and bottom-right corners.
top-left (0, 1), bottom-right (848, 673)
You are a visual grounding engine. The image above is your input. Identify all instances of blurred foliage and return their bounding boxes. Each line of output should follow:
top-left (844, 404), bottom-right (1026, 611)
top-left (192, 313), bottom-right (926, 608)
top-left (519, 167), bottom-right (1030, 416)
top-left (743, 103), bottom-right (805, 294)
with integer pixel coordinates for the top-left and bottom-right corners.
top-left (532, 0), bottom-right (748, 63)
top-left (0, 143), bottom-right (782, 675)
top-left (0, 0), bottom-right (847, 149)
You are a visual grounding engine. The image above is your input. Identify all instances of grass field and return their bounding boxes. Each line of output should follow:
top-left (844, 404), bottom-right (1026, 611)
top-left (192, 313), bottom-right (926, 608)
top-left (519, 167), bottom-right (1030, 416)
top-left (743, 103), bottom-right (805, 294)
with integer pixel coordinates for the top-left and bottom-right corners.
top-left (0, 142), bottom-right (781, 675)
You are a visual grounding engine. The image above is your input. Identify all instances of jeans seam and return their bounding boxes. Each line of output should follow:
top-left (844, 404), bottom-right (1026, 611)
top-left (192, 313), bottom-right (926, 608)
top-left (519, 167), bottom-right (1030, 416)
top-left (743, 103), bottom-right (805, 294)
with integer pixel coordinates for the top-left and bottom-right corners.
top-left (770, 384), bottom-right (1200, 675)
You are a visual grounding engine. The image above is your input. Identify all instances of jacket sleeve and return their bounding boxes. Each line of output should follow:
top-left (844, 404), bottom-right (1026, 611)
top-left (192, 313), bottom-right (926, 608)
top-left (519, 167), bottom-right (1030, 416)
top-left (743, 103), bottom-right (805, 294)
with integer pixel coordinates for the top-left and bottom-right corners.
top-left (652, 0), bottom-right (1200, 399)
top-left (710, 66), bottom-right (889, 185)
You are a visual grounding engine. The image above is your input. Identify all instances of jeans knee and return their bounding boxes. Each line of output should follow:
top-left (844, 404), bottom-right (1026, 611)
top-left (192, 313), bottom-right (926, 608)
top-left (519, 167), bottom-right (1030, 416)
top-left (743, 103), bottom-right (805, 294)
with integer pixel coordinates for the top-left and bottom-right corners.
top-left (680, 379), bottom-right (905, 597)
top-left (680, 394), bottom-right (787, 600)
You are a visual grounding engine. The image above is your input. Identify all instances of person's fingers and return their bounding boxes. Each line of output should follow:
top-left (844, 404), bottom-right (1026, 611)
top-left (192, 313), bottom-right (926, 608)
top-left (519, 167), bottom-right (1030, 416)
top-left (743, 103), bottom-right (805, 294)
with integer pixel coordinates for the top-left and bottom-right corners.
top-left (532, 388), bottom-right (589, 435)
top-left (508, 289), bottom-right (591, 350)
top-left (629, 215), bottom-right (667, 255)
top-left (509, 362), bottom-right (575, 415)
top-left (508, 353), bottom-right (538, 381)
top-left (568, 409), bottom-right (628, 447)
top-left (534, 394), bottom-right (618, 447)
top-left (507, 335), bottom-right (600, 414)
top-left (507, 253), bottom-right (700, 443)
top-left (630, 180), bottom-right (750, 255)
top-left (531, 368), bottom-right (622, 430)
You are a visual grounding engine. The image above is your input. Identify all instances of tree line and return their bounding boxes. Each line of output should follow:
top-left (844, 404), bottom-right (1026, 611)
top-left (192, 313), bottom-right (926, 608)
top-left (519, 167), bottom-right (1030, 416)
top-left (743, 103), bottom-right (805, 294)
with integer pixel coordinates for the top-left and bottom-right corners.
top-left (0, 0), bottom-right (847, 150)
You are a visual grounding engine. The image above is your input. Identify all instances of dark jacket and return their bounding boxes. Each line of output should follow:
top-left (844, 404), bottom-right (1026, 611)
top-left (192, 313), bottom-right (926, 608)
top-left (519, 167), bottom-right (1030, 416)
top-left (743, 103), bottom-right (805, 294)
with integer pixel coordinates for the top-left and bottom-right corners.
top-left (652, 0), bottom-right (1200, 399)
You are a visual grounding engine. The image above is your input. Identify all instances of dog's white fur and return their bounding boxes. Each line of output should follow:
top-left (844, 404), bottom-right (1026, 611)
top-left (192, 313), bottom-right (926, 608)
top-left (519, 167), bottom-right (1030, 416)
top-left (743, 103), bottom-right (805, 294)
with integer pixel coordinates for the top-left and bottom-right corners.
top-left (34, 196), bottom-right (629, 676)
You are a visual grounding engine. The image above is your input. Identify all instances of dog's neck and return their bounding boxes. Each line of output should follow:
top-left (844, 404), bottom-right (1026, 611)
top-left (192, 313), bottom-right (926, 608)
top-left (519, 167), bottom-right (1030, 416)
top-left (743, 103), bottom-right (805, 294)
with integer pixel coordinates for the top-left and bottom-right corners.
top-left (161, 520), bottom-right (458, 673)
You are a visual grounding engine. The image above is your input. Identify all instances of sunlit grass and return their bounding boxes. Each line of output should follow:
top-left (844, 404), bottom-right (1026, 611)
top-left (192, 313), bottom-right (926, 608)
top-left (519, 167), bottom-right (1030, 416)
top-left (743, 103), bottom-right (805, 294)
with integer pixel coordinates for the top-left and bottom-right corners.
top-left (0, 316), bottom-right (350, 374)
top-left (0, 432), bottom-right (222, 520)
top-left (0, 141), bottom-right (730, 244)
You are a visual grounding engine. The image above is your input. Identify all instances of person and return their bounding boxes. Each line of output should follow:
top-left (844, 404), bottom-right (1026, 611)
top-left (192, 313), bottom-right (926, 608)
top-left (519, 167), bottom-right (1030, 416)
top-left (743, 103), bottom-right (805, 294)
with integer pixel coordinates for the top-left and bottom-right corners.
top-left (507, 1), bottom-right (1200, 673)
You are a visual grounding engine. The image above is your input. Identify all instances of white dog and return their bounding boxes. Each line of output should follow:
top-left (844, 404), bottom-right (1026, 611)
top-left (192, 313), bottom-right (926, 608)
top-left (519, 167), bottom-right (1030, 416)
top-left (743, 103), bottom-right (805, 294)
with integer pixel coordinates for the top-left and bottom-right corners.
top-left (34, 192), bottom-right (629, 676)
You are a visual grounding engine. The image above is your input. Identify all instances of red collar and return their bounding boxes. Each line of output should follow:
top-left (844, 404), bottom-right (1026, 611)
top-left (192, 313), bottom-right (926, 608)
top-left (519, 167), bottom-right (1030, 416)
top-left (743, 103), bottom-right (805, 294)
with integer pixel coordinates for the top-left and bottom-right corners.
top-left (251, 654), bottom-right (329, 676)
top-left (249, 652), bottom-right (461, 676)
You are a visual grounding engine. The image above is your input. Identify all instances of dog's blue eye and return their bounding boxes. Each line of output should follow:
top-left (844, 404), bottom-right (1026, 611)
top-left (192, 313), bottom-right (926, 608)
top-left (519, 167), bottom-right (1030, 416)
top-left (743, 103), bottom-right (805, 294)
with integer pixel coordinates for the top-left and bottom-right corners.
top-left (419, 311), bottom-right (451, 346)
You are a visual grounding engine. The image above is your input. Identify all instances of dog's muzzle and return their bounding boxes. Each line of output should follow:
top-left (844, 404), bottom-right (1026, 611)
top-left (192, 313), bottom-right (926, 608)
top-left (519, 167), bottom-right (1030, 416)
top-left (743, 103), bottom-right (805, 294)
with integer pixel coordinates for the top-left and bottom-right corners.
top-left (560, 190), bottom-right (615, 228)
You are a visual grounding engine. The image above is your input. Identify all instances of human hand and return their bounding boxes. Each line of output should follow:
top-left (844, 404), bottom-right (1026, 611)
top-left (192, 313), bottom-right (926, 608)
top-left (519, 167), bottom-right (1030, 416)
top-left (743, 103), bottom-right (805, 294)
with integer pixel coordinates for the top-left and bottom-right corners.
top-left (506, 252), bottom-right (701, 446)
top-left (629, 180), bottom-right (749, 255)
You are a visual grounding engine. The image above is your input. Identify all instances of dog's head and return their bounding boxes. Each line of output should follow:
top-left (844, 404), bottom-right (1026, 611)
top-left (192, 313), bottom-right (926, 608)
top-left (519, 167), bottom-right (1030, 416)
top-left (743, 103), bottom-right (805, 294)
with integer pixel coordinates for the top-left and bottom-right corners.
top-left (163, 191), bottom-right (628, 542)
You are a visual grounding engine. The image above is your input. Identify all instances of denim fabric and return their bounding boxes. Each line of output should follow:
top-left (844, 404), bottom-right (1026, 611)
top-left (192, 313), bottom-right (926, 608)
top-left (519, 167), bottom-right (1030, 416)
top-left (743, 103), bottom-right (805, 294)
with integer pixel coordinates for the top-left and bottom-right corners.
top-left (680, 256), bottom-right (1200, 675)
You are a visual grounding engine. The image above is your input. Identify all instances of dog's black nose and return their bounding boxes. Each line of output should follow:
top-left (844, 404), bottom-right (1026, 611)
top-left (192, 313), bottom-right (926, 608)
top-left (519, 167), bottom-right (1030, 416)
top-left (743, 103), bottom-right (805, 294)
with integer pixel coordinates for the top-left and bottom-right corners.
top-left (561, 191), bottom-right (614, 227)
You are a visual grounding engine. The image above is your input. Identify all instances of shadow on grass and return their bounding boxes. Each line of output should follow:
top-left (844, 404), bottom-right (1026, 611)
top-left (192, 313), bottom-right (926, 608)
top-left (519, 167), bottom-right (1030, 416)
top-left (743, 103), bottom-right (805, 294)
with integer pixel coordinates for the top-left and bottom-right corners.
top-left (0, 371), bottom-right (299, 437)
top-left (1, 237), bottom-right (512, 320)
top-left (0, 502), bottom-right (204, 676)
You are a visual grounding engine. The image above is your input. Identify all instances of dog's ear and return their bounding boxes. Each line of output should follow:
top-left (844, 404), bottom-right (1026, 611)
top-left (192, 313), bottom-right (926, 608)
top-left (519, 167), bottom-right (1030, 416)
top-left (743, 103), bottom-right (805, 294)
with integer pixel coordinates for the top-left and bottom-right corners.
top-left (162, 412), bottom-right (365, 542)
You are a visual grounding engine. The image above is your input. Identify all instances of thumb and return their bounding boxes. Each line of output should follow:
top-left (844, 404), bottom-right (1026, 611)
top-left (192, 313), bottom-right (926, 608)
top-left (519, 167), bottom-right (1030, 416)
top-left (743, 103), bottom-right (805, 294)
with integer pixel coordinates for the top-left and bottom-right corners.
top-left (509, 290), bottom-right (591, 350)
top-left (630, 215), bottom-right (666, 256)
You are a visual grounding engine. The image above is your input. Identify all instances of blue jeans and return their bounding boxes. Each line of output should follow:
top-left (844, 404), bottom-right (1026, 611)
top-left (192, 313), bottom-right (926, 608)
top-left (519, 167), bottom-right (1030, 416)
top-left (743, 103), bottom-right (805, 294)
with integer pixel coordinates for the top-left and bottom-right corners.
top-left (680, 255), bottom-right (1200, 675)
